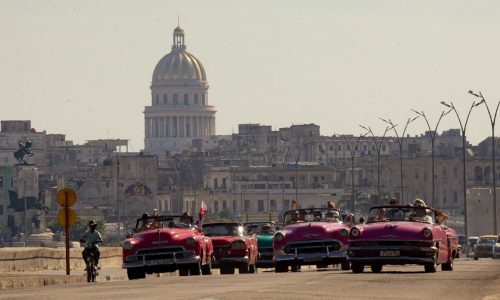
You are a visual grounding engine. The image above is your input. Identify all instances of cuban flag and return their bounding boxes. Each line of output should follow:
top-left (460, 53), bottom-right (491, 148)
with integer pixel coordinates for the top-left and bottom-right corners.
top-left (199, 200), bottom-right (207, 219)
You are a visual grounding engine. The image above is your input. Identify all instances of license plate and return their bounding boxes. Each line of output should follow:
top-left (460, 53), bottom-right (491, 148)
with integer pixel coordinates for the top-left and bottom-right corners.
top-left (304, 257), bottom-right (322, 262)
top-left (380, 250), bottom-right (400, 257)
top-left (147, 259), bottom-right (172, 266)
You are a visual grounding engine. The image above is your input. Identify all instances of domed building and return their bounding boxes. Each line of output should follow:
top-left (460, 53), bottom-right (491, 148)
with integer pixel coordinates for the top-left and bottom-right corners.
top-left (144, 26), bottom-right (216, 157)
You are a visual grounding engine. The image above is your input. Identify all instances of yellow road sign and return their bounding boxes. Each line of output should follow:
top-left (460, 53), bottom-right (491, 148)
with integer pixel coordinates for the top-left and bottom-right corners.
top-left (57, 208), bottom-right (77, 227)
top-left (57, 188), bottom-right (76, 207)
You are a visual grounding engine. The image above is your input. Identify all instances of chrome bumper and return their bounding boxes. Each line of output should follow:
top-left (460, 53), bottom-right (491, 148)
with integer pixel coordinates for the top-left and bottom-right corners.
top-left (122, 252), bottom-right (200, 269)
top-left (347, 245), bottom-right (438, 265)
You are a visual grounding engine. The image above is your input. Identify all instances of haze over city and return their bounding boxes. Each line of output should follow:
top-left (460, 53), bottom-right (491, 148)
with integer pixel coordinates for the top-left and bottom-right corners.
top-left (2, 1), bottom-right (500, 151)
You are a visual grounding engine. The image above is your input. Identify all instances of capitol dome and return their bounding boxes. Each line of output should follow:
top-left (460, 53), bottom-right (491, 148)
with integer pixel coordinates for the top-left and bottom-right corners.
top-left (152, 26), bottom-right (206, 82)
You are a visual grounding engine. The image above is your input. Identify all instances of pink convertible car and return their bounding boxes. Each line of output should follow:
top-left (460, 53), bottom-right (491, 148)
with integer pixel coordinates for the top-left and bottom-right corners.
top-left (347, 205), bottom-right (458, 273)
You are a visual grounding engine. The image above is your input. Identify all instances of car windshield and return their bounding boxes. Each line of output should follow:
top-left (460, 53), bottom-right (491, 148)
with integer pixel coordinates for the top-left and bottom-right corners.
top-left (283, 208), bottom-right (342, 225)
top-left (245, 223), bottom-right (276, 235)
top-left (367, 206), bottom-right (435, 224)
top-left (478, 237), bottom-right (496, 244)
top-left (202, 224), bottom-right (243, 237)
top-left (135, 215), bottom-right (193, 232)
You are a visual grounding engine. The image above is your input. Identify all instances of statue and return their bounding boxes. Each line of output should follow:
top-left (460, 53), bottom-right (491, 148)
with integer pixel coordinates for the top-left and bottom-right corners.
top-left (14, 140), bottom-right (34, 164)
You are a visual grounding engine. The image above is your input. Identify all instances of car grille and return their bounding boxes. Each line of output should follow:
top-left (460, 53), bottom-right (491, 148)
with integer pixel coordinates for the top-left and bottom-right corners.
top-left (283, 240), bottom-right (341, 254)
top-left (259, 247), bottom-right (273, 259)
top-left (349, 240), bottom-right (434, 258)
top-left (351, 240), bottom-right (431, 247)
top-left (133, 247), bottom-right (193, 260)
top-left (213, 245), bottom-right (228, 258)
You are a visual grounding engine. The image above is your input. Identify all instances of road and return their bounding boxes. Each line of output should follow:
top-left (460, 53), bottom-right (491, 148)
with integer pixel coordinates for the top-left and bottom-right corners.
top-left (2, 259), bottom-right (500, 300)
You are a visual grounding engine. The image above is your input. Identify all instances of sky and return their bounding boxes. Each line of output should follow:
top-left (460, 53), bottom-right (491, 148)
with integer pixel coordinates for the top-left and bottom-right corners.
top-left (2, 1), bottom-right (500, 151)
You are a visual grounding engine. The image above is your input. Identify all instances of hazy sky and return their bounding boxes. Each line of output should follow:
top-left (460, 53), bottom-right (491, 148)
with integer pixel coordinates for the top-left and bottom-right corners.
top-left (2, 1), bottom-right (500, 151)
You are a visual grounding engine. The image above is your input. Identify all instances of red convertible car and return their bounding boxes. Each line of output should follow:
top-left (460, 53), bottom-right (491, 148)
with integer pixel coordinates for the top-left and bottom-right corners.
top-left (347, 205), bottom-right (459, 273)
top-left (273, 208), bottom-right (351, 272)
top-left (122, 215), bottom-right (213, 280)
top-left (202, 222), bottom-right (258, 274)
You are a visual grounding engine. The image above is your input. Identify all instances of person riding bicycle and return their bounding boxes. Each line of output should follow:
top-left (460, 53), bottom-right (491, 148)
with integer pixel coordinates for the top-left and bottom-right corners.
top-left (80, 220), bottom-right (103, 270)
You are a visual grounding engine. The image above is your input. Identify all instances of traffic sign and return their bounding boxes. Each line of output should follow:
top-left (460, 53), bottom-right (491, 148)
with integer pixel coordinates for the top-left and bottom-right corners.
top-left (57, 188), bottom-right (76, 207)
top-left (57, 208), bottom-right (77, 227)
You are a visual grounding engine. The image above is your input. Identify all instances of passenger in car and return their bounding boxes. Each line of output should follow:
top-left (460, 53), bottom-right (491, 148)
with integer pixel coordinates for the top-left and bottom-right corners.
top-left (409, 199), bottom-right (433, 223)
top-left (386, 198), bottom-right (404, 221)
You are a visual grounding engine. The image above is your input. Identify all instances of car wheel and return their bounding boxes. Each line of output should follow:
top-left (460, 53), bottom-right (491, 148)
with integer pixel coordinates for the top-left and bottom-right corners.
top-left (371, 264), bottom-right (383, 273)
top-left (474, 257), bottom-right (478, 260)
top-left (220, 264), bottom-right (235, 275)
top-left (290, 264), bottom-right (300, 272)
top-left (239, 262), bottom-right (249, 274)
top-left (190, 262), bottom-right (201, 275)
top-left (424, 262), bottom-right (437, 273)
top-left (351, 263), bottom-right (364, 273)
top-left (127, 268), bottom-right (146, 280)
top-left (275, 262), bottom-right (288, 273)
top-left (178, 267), bottom-right (189, 276)
top-left (249, 263), bottom-right (256, 273)
top-left (341, 261), bottom-right (351, 271)
top-left (201, 260), bottom-right (212, 275)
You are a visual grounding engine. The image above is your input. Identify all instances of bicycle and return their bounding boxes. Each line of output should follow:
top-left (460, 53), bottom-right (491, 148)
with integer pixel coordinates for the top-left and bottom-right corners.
top-left (84, 243), bottom-right (100, 282)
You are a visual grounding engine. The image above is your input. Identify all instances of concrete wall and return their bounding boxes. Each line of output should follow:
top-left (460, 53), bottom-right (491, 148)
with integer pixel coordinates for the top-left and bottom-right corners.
top-left (0, 247), bottom-right (122, 272)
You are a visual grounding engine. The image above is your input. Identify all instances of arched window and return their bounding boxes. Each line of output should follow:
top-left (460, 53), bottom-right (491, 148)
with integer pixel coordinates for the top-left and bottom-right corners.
top-left (484, 166), bottom-right (491, 185)
top-left (173, 94), bottom-right (178, 105)
top-left (184, 94), bottom-right (189, 105)
top-left (155, 94), bottom-right (159, 105)
top-left (163, 94), bottom-right (167, 104)
top-left (194, 94), bottom-right (198, 104)
top-left (474, 166), bottom-right (483, 185)
top-left (202, 94), bottom-right (206, 105)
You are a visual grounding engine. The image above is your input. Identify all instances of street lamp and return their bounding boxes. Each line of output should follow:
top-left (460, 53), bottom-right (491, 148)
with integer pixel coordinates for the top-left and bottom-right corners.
top-left (468, 90), bottom-right (499, 234)
top-left (380, 116), bottom-right (419, 204)
top-left (340, 133), bottom-right (368, 212)
top-left (294, 142), bottom-right (310, 204)
top-left (359, 124), bottom-right (395, 200)
top-left (441, 99), bottom-right (482, 239)
top-left (411, 108), bottom-right (452, 207)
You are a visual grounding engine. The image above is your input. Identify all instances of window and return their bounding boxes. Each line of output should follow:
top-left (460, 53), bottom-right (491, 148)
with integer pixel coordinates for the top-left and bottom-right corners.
top-left (233, 200), bottom-right (237, 212)
top-left (155, 94), bottom-right (159, 104)
top-left (173, 94), bottom-right (178, 105)
top-left (244, 200), bottom-right (251, 212)
top-left (222, 200), bottom-right (227, 210)
top-left (194, 94), bottom-right (198, 104)
top-left (214, 201), bottom-right (219, 213)
top-left (283, 199), bottom-right (290, 210)
top-left (202, 94), bottom-right (206, 105)
top-left (454, 191), bottom-right (458, 203)
top-left (270, 199), bottom-right (276, 211)
top-left (258, 200), bottom-right (264, 212)
top-left (163, 94), bottom-right (167, 104)
top-left (184, 94), bottom-right (189, 105)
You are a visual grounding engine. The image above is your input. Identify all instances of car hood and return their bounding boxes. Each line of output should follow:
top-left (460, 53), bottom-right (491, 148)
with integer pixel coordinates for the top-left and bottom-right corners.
top-left (132, 228), bottom-right (196, 247)
top-left (355, 222), bottom-right (431, 240)
top-left (281, 222), bottom-right (347, 242)
top-left (256, 234), bottom-right (273, 248)
top-left (210, 236), bottom-right (243, 247)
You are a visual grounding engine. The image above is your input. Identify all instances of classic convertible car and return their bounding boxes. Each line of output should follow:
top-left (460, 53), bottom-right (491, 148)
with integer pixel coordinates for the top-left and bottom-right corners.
top-left (273, 208), bottom-right (351, 272)
top-left (202, 222), bottom-right (258, 274)
top-left (244, 222), bottom-right (277, 268)
top-left (122, 214), bottom-right (213, 280)
top-left (347, 205), bottom-right (458, 273)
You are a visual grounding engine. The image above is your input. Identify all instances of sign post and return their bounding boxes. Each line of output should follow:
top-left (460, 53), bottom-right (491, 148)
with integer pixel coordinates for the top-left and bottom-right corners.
top-left (56, 188), bottom-right (77, 275)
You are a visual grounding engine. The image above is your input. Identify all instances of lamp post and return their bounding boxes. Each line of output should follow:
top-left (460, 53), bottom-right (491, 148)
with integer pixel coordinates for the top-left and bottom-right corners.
top-left (294, 142), bottom-right (309, 203)
top-left (340, 133), bottom-right (368, 212)
top-left (411, 108), bottom-right (452, 207)
top-left (359, 124), bottom-right (395, 200)
top-left (380, 116), bottom-right (419, 204)
top-left (441, 99), bottom-right (482, 239)
top-left (468, 90), bottom-right (499, 234)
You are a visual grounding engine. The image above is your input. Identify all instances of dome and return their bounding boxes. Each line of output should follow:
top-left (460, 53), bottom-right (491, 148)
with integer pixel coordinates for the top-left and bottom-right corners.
top-left (152, 51), bottom-right (206, 81)
top-left (152, 26), bottom-right (206, 82)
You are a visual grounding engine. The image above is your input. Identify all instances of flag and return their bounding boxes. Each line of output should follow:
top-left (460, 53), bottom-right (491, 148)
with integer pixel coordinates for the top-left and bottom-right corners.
top-left (199, 201), bottom-right (207, 217)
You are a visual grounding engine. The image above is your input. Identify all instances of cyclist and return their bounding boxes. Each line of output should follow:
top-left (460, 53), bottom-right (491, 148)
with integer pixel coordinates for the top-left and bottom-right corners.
top-left (80, 220), bottom-right (103, 270)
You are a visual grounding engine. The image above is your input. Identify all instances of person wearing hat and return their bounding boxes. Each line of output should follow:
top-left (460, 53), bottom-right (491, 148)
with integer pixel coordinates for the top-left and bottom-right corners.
top-left (80, 220), bottom-right (103, 270)
top-left (410, 199), bottom-right (433, 223)
top-left (327, 201), bottom-right (336, 209)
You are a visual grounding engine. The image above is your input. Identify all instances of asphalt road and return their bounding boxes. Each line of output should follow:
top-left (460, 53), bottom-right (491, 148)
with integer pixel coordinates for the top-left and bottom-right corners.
top-left (2, 258), bottom-right (500, 300)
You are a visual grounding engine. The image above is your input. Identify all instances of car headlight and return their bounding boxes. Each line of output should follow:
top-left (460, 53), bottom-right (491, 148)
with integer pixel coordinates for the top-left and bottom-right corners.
top-left (231, 240), bottom-right (246, 250)
top-left (274, 232), bottom-right (284, 242)
top-left (186, 237), bottom-right (196, 246)
top-left (422, 228), bottom-right (432, 238)
top-left (339, 229), bottom-right (348, 238)
top-left (350, 227), bottom-right (360, 238)
top-left (122, 239), bottom-right (136, 250)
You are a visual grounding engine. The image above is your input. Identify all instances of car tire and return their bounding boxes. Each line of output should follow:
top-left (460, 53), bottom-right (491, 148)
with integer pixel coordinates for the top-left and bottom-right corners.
top-left (178, 267), bottom-right (189, 276)
top-left (290, 264), bottom-right (300, 272)
top-left (351, 263), bottom-right (364, 273)
top-left (249, 263), bottom-right (256, 273)
top-left (341, 261), bottom-right (351, 271)
top-left (190, 262), bottom-right (201, 275)
top-left (424, 262), bottom-right (437, 273)
top-left (239, 262), bottom-right (249, 274)
top-left (127, 268), bottom-right (146, 280)
top-left (201, 260), bottom-right (212, 275)
top-left (220, 264), bottom-right (235, 275)
top-left (371, 264), bottom-right (383, 273)
top-left (474, 257), bottom-right (478, 260)
top-left (275, 262), bottom-right (288, 273)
